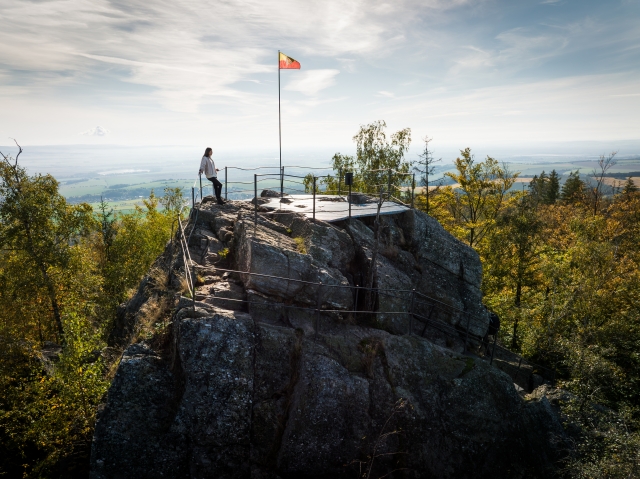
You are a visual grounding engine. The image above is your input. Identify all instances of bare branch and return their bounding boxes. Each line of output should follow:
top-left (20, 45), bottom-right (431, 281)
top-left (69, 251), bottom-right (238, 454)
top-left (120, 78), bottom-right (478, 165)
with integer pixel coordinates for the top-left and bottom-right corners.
top-left (9, 138), bottom-right (23, 166)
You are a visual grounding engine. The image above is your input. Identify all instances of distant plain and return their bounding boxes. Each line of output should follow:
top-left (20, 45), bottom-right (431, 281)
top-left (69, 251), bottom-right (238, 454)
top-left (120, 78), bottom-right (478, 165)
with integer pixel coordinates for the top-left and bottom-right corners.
top-left (2, 143), bottom-right (639, 211)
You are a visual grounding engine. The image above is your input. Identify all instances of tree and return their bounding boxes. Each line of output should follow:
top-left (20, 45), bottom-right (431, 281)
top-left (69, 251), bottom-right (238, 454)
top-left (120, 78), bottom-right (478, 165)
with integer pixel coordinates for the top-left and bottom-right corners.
top-left (586, 152), bottom-right (617, 215)
top-left (413, 135), bottom-right (441, 215)
top-left (441, 148), bottom-right (518, 248)
top-left (306, 121), bottom-right (412, 198)
top-left (0, 144), bottom-right (95, 343)
top-left (560, 170), bottom-right (586, 203)
top-left (484, 194), bottom-right (544, 349)
top-left (621, 177), bottom-right (638, 199)
top-left (545, 170), bottom-right (560, 204)
top-left (353, 120), bottom-right (412, 197)
top-left (528, 171), bottom-right (549, 205)
top-left (160, 186), bottom-right (185, 216)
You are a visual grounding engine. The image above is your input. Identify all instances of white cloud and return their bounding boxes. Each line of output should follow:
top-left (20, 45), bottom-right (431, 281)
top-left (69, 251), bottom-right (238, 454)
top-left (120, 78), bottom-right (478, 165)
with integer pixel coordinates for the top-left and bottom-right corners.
top-left (80, 126), bottom-right (110, 136)
top-left (284, 70), bottom-right (340, 95)
top-left (0, 0), bottom-right (639, 147)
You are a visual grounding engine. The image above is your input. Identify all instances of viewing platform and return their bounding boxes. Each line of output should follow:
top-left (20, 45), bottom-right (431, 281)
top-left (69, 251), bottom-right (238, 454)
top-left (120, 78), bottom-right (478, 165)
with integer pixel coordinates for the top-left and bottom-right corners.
top-left (253, 193), bottom-right (411, 223)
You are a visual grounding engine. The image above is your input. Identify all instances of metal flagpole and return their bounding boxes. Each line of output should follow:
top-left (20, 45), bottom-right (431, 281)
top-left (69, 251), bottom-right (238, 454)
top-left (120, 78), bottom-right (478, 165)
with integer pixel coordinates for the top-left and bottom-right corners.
top-left (278, 50), bottom-right (282, 175)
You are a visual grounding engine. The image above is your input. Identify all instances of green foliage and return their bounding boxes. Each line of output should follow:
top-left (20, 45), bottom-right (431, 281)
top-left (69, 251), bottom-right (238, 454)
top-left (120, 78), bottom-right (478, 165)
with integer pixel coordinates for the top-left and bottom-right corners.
top-left (293, 237), bottom-right (307, 254)
top-left (529, 169), bottom-right (560, 205)
top-left (561, 171), bottom-right (586, 203)
top-left (621, 177), bottom-right (638, 198)
top-left (0, 147), bottom-right (179, 476)
top-left (431, 150), bottom-right (640, 473)
top-left (306, 121), bottom-right (413, 197)
top-left (438, 148), bottom-right (518, 248)
top-left (159, 186), bottom-right (184, 215)
top-left (0, 155), bottom-right (97, 341)
top-left (100, 190), bottom-right (175, 310)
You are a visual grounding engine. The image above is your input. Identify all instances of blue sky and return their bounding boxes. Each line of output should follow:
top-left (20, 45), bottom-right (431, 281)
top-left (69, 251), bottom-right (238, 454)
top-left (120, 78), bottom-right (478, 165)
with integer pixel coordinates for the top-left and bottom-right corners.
top-left (0, 0), bottom-right (639, 153)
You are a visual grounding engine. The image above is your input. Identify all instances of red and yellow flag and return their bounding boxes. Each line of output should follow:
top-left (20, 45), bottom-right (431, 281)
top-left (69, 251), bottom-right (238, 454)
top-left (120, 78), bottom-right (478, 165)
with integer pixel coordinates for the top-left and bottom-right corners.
top-left (279, 52), bottom-right (300, 69)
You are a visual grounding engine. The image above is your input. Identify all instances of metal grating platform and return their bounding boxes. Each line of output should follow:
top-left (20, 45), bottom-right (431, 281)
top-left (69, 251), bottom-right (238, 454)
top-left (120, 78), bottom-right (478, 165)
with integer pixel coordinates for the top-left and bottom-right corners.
top-left (254, 194), bottom-right (410, 223)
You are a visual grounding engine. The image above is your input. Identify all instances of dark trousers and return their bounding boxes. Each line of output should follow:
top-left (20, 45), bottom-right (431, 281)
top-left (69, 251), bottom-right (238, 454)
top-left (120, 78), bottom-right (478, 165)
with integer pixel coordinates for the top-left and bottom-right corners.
top-left (207, 176), bottom-right (223, 201)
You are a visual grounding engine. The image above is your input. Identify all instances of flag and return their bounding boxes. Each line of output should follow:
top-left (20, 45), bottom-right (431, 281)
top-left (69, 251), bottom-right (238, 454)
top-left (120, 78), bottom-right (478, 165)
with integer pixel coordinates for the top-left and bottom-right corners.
top-left (279, 52), bottom-right (300, 69)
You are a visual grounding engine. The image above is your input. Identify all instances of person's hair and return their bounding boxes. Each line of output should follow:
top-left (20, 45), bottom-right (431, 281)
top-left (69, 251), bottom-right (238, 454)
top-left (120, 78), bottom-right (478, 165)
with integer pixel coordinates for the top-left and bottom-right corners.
top-left (204, 147), bottom-right (212, 157)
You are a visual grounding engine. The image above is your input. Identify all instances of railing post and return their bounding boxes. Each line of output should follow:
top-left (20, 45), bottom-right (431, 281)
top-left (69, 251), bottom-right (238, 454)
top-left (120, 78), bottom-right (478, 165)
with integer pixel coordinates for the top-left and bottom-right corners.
top-left (387, 168), bottom-right (392, 201)
top-left (411, 173), bottom-right (415, 209)
top-left (408, 289), bottom-right (415, 335)
top-left (199, 174), bottom-right (203, 200)
top-left (338, 167), bottom-right (342, 196)
top-left (191, 261), bottom-right (195, 311)
top-left (280, 166), bottom-right (284, 200)
top-left (254, 174), bottom-right (258, 229)
top-left (312, 176), bottom-right (316, 222)
top-left (225, 166), bottom-right (228, 200)
top-left (191, 187), bottom-right (195, 209)
top-left (315, 282), bottom-right (322, 337)
top-left (348, 182), bottom-right (352, 220)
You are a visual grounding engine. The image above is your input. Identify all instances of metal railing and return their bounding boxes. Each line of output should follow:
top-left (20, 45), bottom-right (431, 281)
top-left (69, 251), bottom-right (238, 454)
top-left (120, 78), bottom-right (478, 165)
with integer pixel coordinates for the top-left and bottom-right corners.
top-left (244, 170), bottom-right (415, 227)
top-left (173, 206), bottom-right (557, 391)
top-left (189, 166), bottom-right (417, 205)
top-left (182, 163), bottom-right (555, 390)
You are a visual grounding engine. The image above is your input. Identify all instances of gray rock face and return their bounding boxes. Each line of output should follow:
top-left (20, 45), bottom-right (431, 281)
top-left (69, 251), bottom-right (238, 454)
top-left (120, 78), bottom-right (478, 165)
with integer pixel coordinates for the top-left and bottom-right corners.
top-left (92, 315), bottom-right (567, 479)
top-left (94, 200), bottom-right (567, 478)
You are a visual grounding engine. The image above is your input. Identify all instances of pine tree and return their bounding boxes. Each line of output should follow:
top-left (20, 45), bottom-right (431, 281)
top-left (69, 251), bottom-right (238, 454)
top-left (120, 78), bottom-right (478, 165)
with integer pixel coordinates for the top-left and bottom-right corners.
top-left (413, 135), bottom-right (442, 215)
top-left (528, 171), bottom-right (548, 204)
top-left (560, 170), bottom-right (585, 203)
top-left (621, 177), bottom-right (638, 198)
top-left (545, 170), bottom-right (560, 204)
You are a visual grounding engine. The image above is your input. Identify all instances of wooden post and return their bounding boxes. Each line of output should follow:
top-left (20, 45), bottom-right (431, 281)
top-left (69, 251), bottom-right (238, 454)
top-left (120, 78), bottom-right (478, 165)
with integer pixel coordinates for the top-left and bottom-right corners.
top-left (387, 169), bottom-right (392, 201)
top-left (338, 167), bottom-right (342, 196)
top-left (199, 174), bottom-right (203, 200)
top-left (225, 166), bottom-right (228, 200)
top-left (192, 187), bottom-right (195, 209)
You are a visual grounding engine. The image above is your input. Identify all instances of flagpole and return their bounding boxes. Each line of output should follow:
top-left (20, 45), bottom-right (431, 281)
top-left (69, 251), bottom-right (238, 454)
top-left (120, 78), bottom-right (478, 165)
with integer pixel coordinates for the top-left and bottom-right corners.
top-left (278, 50), bottom-right (282, 174)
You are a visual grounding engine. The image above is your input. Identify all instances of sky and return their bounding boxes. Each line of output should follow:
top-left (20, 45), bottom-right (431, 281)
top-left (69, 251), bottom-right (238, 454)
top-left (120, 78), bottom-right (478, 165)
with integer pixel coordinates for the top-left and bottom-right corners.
top-left (1, 0), bottom-right (639, 154)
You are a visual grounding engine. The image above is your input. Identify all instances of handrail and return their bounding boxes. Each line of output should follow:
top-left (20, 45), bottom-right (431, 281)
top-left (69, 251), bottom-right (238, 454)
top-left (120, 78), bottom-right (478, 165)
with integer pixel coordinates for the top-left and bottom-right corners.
top-left (178, 171), bottom-right (556, 387)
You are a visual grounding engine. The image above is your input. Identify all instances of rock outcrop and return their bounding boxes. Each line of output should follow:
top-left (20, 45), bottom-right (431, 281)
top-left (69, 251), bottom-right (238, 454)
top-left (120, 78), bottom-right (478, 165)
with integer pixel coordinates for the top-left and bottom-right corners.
top-left (92, 197), bottom-right (567, 479)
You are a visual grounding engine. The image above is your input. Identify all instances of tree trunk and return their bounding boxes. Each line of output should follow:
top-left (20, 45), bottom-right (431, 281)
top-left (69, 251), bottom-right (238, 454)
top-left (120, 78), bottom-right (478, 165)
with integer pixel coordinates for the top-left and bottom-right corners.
top-left (512, 281), bottom-right (522, 349)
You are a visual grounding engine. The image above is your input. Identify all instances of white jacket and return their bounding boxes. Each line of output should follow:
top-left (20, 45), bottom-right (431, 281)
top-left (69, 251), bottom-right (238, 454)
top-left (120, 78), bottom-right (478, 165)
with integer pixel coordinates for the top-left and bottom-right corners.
top-left (199, 155), bottom-right (217, 178)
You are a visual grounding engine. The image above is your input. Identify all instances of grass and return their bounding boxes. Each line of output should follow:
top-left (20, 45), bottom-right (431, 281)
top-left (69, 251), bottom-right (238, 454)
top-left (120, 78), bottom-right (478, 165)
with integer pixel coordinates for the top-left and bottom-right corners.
top-left (293, 237), bottom-right (307, 254)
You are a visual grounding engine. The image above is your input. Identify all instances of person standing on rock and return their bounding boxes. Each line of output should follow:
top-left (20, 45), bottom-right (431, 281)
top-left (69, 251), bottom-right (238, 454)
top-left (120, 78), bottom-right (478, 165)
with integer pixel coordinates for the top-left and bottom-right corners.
top-left (199, 147), bottom-right (224, 205)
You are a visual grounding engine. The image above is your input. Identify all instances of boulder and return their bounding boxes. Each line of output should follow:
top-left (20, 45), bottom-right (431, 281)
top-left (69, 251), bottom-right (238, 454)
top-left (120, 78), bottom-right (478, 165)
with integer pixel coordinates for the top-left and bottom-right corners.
top-left (234, 219), bottom-right (352, 311)
top-left (94, 199), bottom-right (566, 479)
top-left (91, 316), bottom-right (568, 479)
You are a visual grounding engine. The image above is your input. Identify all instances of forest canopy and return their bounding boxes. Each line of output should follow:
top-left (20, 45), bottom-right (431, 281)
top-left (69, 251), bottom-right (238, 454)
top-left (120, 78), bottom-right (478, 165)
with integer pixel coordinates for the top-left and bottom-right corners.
top-left (0, 146), bottom-right (183, 477)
